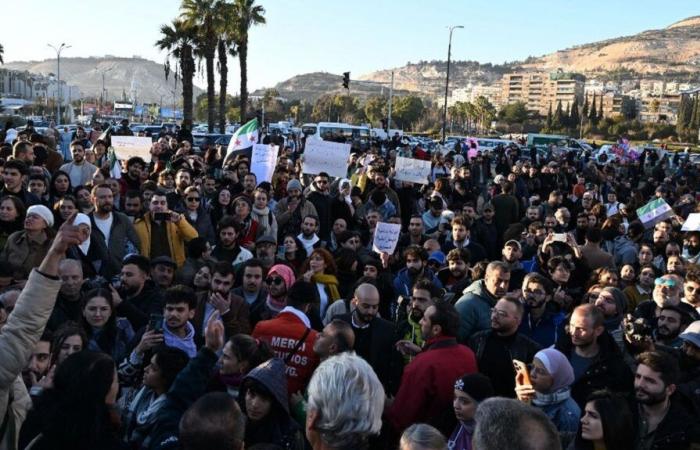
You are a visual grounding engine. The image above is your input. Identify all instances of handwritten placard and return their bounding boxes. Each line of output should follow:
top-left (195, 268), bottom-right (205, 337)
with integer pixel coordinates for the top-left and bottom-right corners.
top-left (372, 222), bottom-right (402, 255)
top-left (302, 139), bottom-right (351, 178)
top-left (110, 136), bottom-right (152, 162)
top-left (250, 144), bottom-right (279, 183)
top-left (394, 156), bottom-right (431, 185)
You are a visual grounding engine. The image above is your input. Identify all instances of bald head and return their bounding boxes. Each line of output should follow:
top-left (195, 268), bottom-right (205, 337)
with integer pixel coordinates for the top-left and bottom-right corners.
top-left (59, 258), bottom-right (84, 299)
top-left (352, 283), bottom-right (380, 325)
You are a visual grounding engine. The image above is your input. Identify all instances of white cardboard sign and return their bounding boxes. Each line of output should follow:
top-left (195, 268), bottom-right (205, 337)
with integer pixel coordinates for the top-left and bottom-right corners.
top-left (372, 222), bottom-right (402, 255)
top-left (110, 136), bottom-right (153, 163)
top-left (302, 140), bottom-right (351, 178)
top-left (394, 156), bottom-right (431, 185)
top-left (250, 144), bottom-right (279, 183)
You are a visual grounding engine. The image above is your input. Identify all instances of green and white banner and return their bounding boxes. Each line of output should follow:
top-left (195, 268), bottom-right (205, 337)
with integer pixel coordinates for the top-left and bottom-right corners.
top-left (636, 198), bottom-right (674, 229)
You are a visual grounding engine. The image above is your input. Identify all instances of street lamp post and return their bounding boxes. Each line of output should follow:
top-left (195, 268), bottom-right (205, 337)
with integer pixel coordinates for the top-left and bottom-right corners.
top-left (442, 25), bottom-right (463, 144)
top-left (99, 66), bottom-right (114, 112)
top-left (48, 43), bottom-right (71, 125)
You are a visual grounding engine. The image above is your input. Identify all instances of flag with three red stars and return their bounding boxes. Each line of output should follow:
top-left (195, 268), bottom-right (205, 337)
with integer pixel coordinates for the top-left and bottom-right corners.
top-left (225, 118), bottom-right (259, 164)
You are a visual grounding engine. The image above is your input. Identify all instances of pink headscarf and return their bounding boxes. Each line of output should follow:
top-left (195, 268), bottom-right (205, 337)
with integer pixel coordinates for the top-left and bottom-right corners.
top-left (266, 264), bottom-right (297, 313)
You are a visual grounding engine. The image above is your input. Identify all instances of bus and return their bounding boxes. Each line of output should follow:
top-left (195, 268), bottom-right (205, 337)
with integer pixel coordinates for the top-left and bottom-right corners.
top-left (312, 122), bottom-right (370, 150)
top-left (526, 133), bottom-right (568, 148)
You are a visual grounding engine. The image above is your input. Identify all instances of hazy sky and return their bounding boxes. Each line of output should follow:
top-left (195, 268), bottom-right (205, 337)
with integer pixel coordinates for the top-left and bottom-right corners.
top-left (2, 0), bottom-right (699, 92)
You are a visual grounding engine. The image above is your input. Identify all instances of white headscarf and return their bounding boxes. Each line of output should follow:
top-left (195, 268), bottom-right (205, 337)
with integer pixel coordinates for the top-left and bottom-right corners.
top-left (74, 213), bottom-right (92, 255)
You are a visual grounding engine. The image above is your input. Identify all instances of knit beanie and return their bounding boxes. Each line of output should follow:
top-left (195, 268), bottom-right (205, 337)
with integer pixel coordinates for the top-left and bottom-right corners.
top-left (454, 373), bottom-right (495, 402)
top-left (26, 204), bottom-right (54, 228)
top-left (534, 348), bottom-right (574, 393)
top-left (286, 179), bottom-right (303, 192)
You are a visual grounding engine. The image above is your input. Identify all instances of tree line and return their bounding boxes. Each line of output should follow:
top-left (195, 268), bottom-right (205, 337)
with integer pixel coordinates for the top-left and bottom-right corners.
top-left (156, 0), bottom-right (265, 132)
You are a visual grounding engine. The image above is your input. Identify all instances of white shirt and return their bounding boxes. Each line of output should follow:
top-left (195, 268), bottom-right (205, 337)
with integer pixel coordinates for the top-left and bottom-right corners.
top-left (280, 306), bottom-right (311, 328)
top-left (93, 213), bottom-right (114, 244)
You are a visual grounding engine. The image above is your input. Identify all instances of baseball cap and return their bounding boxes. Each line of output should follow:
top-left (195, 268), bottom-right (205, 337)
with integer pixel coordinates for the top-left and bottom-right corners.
top-left (151, 256), bottom-right (177, 269)
top-left (680, 320), bottom-right (700, 348)
top-left (428, 251), bottom-right (446, 265)
top-left (504, 239), bottom-right (522, 250)
top-left (256, 235), bottom-right (277, 246)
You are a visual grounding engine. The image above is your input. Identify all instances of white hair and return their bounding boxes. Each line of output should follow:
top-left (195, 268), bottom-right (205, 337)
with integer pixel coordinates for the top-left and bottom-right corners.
top-left (59, 258), bottom-right (83, 276)
top-left (400, 423), bottom-right (447, 450)
top-left (307, 352), bottom-right (384, 450)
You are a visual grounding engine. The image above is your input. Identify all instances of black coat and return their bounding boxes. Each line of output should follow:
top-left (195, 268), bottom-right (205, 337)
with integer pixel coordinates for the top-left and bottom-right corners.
top-left (631, 394), bottom-right (700, 450)
top-left (555, 330), bottom-right (634, 408)
top-left (335, 313), bottom-right (403, 395)
top-left (116, 280), bottom-right (164, 330)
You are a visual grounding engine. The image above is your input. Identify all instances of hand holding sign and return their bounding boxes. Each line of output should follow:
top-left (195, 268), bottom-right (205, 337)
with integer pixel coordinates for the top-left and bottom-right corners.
top-left (372, 222), bottom-right (402, 255)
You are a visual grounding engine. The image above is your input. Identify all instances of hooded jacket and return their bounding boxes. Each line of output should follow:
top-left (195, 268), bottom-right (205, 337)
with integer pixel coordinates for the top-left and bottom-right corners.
top-left (393, 267), bottom-right (443, 299)
top-left (454, 280), bottom-right (498, 343)
top-left (241, 358), bottom-right (304, 450)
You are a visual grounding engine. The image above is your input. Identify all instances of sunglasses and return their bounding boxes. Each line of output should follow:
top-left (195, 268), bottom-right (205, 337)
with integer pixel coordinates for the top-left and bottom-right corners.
top-left (265, 277), bottom-right (284, 286)
top-left (186, 197), bottom-right (200, 202)
top-left (655, 277), bottom-right (677, 287)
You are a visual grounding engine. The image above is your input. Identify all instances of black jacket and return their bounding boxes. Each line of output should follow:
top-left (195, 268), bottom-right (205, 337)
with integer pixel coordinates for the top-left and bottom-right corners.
top-left (468, 329), bottom-right (541, 363)
top-left (336, 313), bottom-right (403, 394)
top-left (149, 348), bottom-right (219, 450)
top-left (116, 280), bottom-right (164, 330)
top-left (555, 330), bottom-right (634, 408)
top-left (631, 394), bottom-right (700, 450)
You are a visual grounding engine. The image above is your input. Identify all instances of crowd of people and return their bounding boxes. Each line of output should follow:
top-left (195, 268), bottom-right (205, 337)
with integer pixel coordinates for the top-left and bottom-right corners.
top-left (0, 119), bottom-right (699, 450)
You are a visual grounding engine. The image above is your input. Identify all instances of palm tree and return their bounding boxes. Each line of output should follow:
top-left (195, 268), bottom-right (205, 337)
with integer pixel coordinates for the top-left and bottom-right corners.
top-left (216, 1), bottom-right (239, 133)
top-left (232, 0), bottom-right (265, 123)
top-left (181, 0), bottom-right (219, 133)
top-left (156, 19), bottom-right (197, 128)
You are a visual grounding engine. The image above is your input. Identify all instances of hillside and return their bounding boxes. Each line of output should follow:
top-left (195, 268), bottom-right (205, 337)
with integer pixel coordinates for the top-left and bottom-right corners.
top-left (519, 16), bottom-right (700, 77)
top-left (256, 15), bottom-right (700, 103)
top-left (3, 56), bottom-right (203, 104)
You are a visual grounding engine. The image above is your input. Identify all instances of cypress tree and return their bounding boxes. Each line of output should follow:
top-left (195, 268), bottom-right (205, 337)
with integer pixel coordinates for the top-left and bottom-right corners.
top-left (582, 94), bottom-right (589, 118)
top-left (589, 94), bottom-right (598, 122)
top-left (570, 97), bottom-right (580, 129)
top-left (546, 103), bottom-right (553, 129)
top-left (553, 100), bottom-right (564, 129)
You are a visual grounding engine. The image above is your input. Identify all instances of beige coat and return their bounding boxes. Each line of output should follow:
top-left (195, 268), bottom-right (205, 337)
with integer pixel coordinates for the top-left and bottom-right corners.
top-left (0, 269), bottom-right (62, 450)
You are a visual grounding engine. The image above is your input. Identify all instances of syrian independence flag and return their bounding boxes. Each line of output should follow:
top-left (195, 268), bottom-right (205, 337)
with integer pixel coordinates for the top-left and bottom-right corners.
top-left (636, 198), bottom-right (674, 229)
top-left (225, 118), bottom-right (259, 163)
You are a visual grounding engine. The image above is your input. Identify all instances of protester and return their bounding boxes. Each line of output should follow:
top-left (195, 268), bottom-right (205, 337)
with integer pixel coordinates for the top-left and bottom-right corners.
top-left (448, 373), bottom-right (495, 450)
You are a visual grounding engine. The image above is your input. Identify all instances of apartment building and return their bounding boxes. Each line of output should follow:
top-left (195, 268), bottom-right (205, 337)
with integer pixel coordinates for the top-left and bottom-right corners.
top-left (501, 71), bottom-right (585, 115)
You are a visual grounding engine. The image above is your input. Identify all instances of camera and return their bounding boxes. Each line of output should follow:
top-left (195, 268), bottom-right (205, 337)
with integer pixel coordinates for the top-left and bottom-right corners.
top-left (623, 314), bottom-right (653, 340)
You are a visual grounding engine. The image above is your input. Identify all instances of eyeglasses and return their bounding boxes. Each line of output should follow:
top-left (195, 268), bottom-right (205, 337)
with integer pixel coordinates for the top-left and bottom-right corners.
top-left (655, 277), bottom-right (677, 287)
top-left (186, 197), bottom-right (200, 202)
top-left (265, 277), bottom-right (284, 286)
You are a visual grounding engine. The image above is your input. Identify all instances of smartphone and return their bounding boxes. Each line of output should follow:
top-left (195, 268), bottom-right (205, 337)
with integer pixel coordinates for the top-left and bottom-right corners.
top-left (153, 212), bottom-right (169, 222)
top-left (513, 359), bottom-right (531, 386)
top-left (148, 314), bottom-right (164, 333)
top-left (552, 233), bottom-right (567, 243)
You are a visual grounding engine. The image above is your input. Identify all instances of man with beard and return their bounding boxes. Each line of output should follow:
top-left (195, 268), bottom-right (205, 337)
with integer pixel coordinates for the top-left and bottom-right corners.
top-left (365, 169), bottom-right (401, 218)
top-left (0, 160), bottom-right (41, 207)
top-left (387, 302), bottom-right (477, 437)
top-left (123, 191), bottom-right (144, 222)
top-left (632, 351), bottom-right (700, 449)
top-left (635, 275), bottom-right (699, 324)
top-left (46, 259), bottom-right (84, 331)
top-left (468, 297), bottom-right (540, 398)
top-left (653, 305), bottom-right (691, 348)
top-left (312, 319), bottom-right (355, 360)
top-left (471, 205), bottom-right (499, 260)
top-left (336, 283), bottom-right (402, 394)
top-left (682, 231), bottom-right (700, 265)
top-left (455, 261), bottom-right (510, 343)
top-left (232, 259), bottom-right (267, 317)
top-left (397, 215), bottom-right (428, 252)
top-left (437, 248), bottom-right (471, 294)
top-left (442, 215), bottom-right (487, 264)
top-left (502, 239), bottom-right (526, 291)
top-left (150, 256), bottom-right (177, 290)
top-left (160, 285), bottom-right (197, 357)
top-left (22, 331), bottom-right (52, 390)
top-left (572, 213), bottom-right (589, 245)
top-left (112, 254), bottom-right (164, 330)
top-left (211, 216), bottom-right (253, 267)
top-left (166, 168), bottom-right (192, 210)
top-left (393, 245), bottom-right (443, 300)
top-left (683, 270), bottom-right (700, 316)
top-left (60, 140), bottom-right (97, 187)
top-left (518, 273), bottom-right (564, 348)
top-left (118, 157), bottom-right (146, 196)
top-left (624, 264), bottom-right (656, 312)
top-left (297, 214), bottom-right (321, 256)
top-left (395, 279), bottom-right (440, 364)
top-left (241, 173), bottom-right (257, 201)
top-left (250, 264), bottom-right (296, 326)
top-left (275, 178), bottom-right (318, 239)
top-left (254, 235), bottom-right (280, 272)
top-left (555, 304), bottom-right (633, 407)
top-left (305, 172), bottom-right (333, 242)
top-left (89, 184), bottom-right (141, 275)
top-left (193, 262), bottom-right (250, 344)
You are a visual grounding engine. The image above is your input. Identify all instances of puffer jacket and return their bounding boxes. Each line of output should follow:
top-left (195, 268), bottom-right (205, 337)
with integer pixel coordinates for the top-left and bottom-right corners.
top-left (0, 269), bottom-right (62, 450)
top-left (454, 280), bottom-right (498, 343)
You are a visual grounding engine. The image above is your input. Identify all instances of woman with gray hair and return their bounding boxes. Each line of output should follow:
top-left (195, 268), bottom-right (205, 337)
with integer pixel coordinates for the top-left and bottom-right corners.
top-left (305, 352), bottom-right (384, 450)
top-left (400, 423), bottom-right (447, 450)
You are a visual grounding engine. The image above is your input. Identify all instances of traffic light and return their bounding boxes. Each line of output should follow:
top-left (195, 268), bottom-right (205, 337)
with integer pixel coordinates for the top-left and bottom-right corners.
top-left (342, 72), bottom-right (350, 89)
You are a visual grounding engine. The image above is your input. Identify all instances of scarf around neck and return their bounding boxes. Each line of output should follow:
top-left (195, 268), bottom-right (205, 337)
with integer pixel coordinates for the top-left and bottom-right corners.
top-left (312, 273), bottom-right (341, 301)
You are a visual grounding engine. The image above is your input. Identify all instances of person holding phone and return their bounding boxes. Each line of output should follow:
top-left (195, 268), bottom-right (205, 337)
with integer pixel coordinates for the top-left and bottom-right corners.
top-left (133, 190), bottom-right (198, 268)
top-left (514, 348), bottom-right (580, 449)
